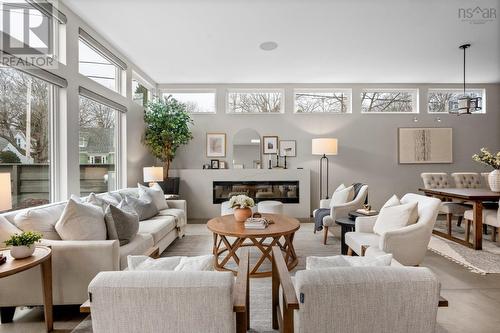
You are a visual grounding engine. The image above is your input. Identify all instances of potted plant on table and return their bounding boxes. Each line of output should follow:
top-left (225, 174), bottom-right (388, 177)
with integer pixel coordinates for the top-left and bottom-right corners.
top-left (143, 96), bottom-right (194, 194)
top-left (4, 231), bottom-right (42, 259)
top-left (229, 195), bottom-right (255, 222)
top-left (473, 148), bottom-right (500, 192)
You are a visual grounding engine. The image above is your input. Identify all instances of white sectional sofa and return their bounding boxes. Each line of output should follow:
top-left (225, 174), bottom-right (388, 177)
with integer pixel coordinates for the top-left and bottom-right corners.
top-left (0, 187), bottom-right (187, 313)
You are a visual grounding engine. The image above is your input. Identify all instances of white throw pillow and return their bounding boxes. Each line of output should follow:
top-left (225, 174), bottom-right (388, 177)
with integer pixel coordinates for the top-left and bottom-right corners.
top-left (330, 185), bottom-right (355, 207)
top-left (373, 198), bottom-right (418, 236)
top-left (127, 254), bottom-right (214, 271)
top-left (0, 215), bottom-right (22, 244)
top-left (55, 199), bottom-right (107, 240)
top-left (138, 183), bottom-right (168, 210)
top-left (14, 204), bottom-right (65, 240)
top-left (306, 254), bottom-right (393, 270)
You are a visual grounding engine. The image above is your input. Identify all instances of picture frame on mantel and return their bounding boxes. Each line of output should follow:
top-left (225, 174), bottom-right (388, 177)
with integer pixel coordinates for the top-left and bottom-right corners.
top-left (263, 136), bottom-right (279, 154)
top-left (398, 127), bottom-right (453, 164)
top-left (206, 133), bottom-right (226, 157)
top-left (279, 140), bottom-right (296, 157)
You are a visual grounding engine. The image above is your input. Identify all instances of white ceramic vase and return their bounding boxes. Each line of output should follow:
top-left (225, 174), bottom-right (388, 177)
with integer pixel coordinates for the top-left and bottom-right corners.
top-left (10, 245), bottom-right (35, 259)
top-left (488, 169), bottom-right (500, 192)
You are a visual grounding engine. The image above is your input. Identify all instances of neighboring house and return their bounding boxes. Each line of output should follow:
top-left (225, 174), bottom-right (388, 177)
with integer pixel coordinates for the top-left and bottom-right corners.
top-left (0, 137), bottom-right (33, 164)
top-left (14, 130), bottom-right (27, 150)
top-left (79, 128), bottom-right (115, 165)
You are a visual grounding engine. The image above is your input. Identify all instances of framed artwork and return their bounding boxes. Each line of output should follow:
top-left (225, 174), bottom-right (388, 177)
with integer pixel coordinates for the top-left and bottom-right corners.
top-left (279, 140), bottom-right (296, 157)
top-left (219, 161), bottom-right (226, 169)
top-left (398, 128), bottom-right (453, 164)
top-left (211, 159), bottom-right (220, 169)
top-left (263, 136), bottom-right (279, 154)
top-left (206, 133), bottom-right (226, 157)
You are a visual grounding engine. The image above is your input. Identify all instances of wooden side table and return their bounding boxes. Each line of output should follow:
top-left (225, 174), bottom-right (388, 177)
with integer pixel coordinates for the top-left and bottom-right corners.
top-left (0, 246), bottom-right (53, 332)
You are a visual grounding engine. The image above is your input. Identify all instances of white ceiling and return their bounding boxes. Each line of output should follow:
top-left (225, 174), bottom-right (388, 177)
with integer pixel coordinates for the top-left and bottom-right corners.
top-left (63, 0), bottom-right (500, 84)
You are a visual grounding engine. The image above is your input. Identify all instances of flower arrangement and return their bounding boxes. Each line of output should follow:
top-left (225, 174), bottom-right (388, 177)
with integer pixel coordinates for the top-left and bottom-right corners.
top-left (229, 195), bottom-right (255, 209)
top-left (472, 148), bottom-right (500, 170)
top-left (4, 231), bottom-right (42, 247)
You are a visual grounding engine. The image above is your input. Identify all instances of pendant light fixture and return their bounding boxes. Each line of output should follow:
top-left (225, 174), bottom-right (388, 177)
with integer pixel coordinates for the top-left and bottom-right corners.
top-left (449, 43), bottom-right (482, 115)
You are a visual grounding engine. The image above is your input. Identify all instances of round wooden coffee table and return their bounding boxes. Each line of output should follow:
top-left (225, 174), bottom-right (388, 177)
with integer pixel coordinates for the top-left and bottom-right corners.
top-left (207, 214), bottom-right (300, 278)
top-left (0, 246), bottom-right (52, 332)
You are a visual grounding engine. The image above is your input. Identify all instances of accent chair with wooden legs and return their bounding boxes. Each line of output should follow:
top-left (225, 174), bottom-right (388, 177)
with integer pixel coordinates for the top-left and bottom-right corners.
top-left (464, 199), bottom-right (500, 243)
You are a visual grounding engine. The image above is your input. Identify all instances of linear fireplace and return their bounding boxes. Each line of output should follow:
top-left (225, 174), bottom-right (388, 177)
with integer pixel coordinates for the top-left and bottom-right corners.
top-left (213, 181), bottom-right (299, 204)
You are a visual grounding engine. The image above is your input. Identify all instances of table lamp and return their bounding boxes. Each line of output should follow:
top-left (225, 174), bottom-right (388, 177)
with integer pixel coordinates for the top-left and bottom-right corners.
top-left (0, 173), bottom-right (12, 211)
top-left (143, 166), bottom-right (163, 187)
top-left (312, 138), bottom-right (338, 199)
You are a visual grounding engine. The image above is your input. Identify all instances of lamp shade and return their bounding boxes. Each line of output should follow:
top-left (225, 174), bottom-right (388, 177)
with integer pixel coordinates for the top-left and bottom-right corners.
top-left (0, 173), bottom-right (12, 211)
top-left (312, 138), bottom-right (338, 155)
top-left (143, 167), bottom-right (163, 183)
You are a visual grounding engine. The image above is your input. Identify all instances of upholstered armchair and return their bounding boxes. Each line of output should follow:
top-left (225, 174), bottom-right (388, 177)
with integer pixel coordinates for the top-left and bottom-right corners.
top-left (420, 173), bottom-right (469, 228)
top-left (345, 193), bottom-right (441, 266)
top-left (270, 247), bottom-right (443, 333)
top-left (313, 185), bottom-right (368, 244)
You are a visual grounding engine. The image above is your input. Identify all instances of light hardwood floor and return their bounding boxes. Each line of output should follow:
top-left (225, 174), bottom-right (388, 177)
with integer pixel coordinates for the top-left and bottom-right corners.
top-left (1, 223), bottom-right (500, 332)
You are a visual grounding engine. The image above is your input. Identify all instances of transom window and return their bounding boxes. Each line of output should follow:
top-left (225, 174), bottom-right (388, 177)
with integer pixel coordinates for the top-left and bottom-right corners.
top-left (428, 89), bottom-right (485, 113)
top-left (227, 89), bottom-right (284, 114)
top-left (163, 90), bottom-right (216, 114)
top-left (132, 79), bottom-right (151, 107)
top-left (361, 89), bottom-right (418, 113)
top-left (294, 89), bottom-right (351, 113)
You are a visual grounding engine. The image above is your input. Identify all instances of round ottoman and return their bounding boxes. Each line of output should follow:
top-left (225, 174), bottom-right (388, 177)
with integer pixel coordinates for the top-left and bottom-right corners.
top-left (257, 200), bottom-right (283, 215)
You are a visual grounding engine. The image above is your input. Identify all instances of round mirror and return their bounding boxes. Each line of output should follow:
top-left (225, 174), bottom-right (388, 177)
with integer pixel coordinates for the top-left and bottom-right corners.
top-left (232, 129), bottom-right (261, 169)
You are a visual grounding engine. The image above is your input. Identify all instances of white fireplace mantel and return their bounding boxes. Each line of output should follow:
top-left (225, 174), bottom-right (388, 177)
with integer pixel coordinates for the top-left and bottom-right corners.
top-left (169, 169), bottom-right (311, 219)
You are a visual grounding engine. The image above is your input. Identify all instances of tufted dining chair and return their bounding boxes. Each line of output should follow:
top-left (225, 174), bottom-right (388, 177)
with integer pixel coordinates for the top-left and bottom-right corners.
top-left (420, 173), bottom-right (469, 230)
top-left (451, 173), bottom-right (483, 189)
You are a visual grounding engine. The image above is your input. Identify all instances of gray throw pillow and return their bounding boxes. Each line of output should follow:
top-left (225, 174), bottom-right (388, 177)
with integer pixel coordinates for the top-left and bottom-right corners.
top-left (123, 193), bottom-right (158, 220)
top-left (104, 201), bottom-right (139, 246)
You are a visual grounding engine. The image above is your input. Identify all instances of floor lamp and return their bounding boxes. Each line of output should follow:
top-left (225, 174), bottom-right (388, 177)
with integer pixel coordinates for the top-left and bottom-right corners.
top-left (312, 138), bottom-right (338, 199)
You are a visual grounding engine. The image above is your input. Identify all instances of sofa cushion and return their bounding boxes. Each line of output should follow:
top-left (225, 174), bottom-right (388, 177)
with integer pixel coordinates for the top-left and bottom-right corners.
top-left (138, 183), bottom-right (168, 210)
top-left (123, 193), bottom-right (158, 221)
top-left (0, 215), bottom-right (22, 244)
top-left (127, 254), bottom-right (214, 271)
top-left (138, 215), bottom-right (176, 244)
top-left (119, 233), bottom-right (154, 269)
top-left (373, 201), bottom-right (418, 236)
top-left (330, 184), bottom-right (355, 207)
top-left (306, 254), bottom-right (393, 270)
top-left (55, 199), bottom-right (107, 241)
top-left (85, 193), bottom-right (119, 211)
top-left (14, 204), bottom-right (65, 240)
top-left (104, 201), bottom-right (139, 246)
top-left (345, 232), bottom-right (380, 255)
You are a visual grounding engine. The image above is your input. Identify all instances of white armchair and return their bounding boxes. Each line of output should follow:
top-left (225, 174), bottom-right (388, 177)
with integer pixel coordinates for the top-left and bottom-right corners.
top-left (345, 193), bottom-right (441, 266)
top-left (313, 185), bottom-right (368, 244)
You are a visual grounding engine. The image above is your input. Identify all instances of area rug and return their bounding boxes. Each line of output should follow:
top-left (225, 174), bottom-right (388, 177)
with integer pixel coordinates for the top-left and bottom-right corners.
top-left (71, 223), bottom-right (339, 333)
top-left (428, 219), bottom-right (500, 274)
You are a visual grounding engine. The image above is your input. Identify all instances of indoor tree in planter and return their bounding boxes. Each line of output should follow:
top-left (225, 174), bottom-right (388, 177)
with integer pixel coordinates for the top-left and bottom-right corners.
top-left (142, 96), bottom-right (193, 194)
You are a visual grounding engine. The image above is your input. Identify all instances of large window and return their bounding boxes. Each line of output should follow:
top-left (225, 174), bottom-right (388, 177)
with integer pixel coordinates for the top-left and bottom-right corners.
top-left (78, 29), bottom-right (126, 94)
top-left (428, 89), bottom-right (485, 113)
top-left (294, 89), bottom-right (351, 113)
top-left (227, 89), bottom-right (283, 113)
top-left (0, 67), bottom-right (54, 209)
top-left (361, 89), bottom-right (418, 113)
top-left (79, 96), bottom-right (118, 195)
top-left (163, 90), bottom-right (216, 113)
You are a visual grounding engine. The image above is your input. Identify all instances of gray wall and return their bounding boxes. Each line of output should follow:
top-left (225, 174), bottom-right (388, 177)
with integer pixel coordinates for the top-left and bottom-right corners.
top-left (162, 83), bottom-right (500, 211)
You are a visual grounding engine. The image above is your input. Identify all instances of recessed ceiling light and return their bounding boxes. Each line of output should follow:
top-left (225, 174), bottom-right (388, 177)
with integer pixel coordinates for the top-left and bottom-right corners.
top-left (259, 41), bottom-right (278, 51)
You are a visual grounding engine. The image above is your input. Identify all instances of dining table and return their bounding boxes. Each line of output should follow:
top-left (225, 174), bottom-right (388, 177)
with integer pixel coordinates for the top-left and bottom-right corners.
top-left (419, 188), bottom-right (500, 250)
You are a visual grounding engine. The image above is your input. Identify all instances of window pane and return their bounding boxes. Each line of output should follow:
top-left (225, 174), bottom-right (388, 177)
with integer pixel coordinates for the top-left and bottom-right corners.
top-left (79, 96), bottom-right (117, 196)
top-left (428, 89), bottom-right (485, 113)
top-left (132, 79), bottom-right (149, 107)
top-left (0, 67), bottom-right (52, 209)
top-left (227, 91), bottom-right (283, 113)
top-left (79, 39), bottom-right (119, 92)
top-left (164, 91), bottom-right (216, 113)
top-left (361, 90), bottom-right (417, 113)
top-left (295, 90), bottom-right (351, 113)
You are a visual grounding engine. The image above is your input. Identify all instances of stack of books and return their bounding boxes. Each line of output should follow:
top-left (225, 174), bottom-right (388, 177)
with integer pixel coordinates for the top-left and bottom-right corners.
top-left (355, 208), bottom-right (378, 216)
top-left (244, 217), bottom-right (270, 229)
top-left (0, 253), bottom-right (6, 265)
